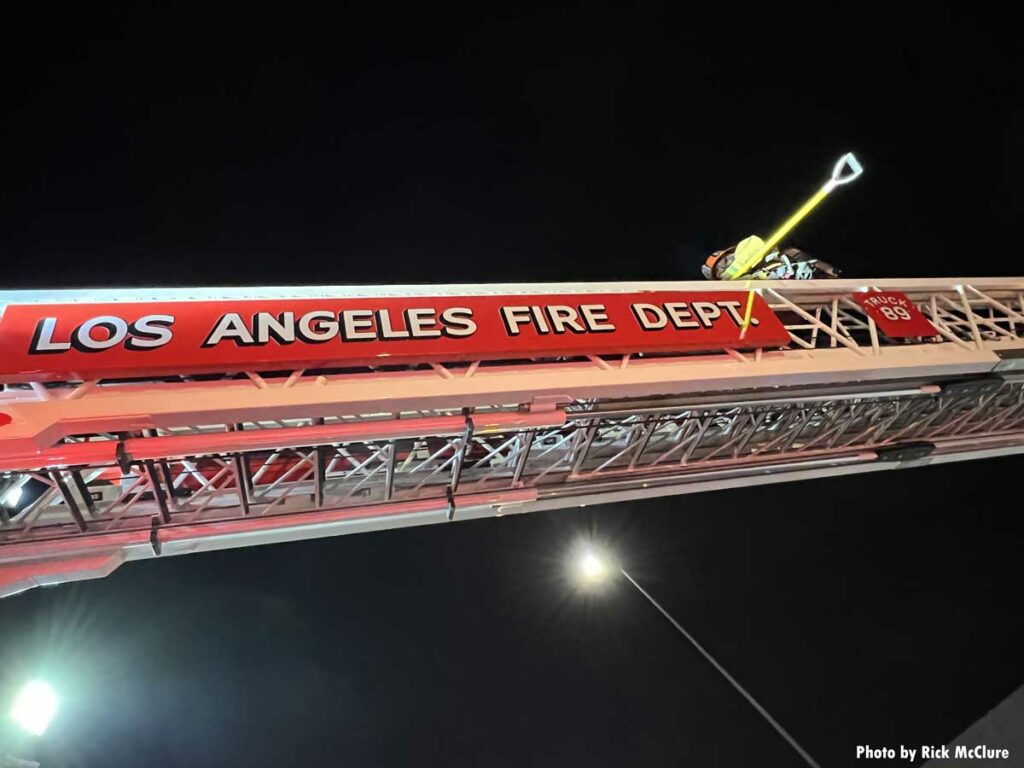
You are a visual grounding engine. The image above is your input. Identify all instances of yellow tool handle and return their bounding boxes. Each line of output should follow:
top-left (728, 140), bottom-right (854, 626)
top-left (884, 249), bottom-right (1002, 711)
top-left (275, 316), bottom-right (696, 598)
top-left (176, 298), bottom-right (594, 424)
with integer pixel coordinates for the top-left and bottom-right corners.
top-left (722, 152), bottom-right (863, 281)
top-left (739, 288), bottom-right (757, 338)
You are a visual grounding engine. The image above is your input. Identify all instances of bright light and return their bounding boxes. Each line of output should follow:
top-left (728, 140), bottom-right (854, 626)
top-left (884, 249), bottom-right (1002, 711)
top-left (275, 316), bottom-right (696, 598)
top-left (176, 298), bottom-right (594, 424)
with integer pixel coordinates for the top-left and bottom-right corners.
top-left (580, 552), bottom-right (606, 581)
top-left (1, 484), bottom-right (23, 508)
top-left (572, 545), bottom-right (615, 588)
top-left (10, 681), bottom-right (58, 736)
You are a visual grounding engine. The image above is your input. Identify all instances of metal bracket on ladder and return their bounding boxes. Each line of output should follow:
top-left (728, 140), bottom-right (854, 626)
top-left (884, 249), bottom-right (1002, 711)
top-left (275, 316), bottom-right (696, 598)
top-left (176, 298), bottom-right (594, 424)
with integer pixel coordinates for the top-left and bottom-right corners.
top-left (150, 516), bottom-right (162, 556)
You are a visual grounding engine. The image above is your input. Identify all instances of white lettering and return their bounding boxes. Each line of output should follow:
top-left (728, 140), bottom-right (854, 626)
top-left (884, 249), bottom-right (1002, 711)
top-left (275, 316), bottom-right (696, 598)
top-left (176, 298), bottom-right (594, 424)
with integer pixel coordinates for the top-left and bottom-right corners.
top-left (440, 307), bottom-right (476, 337)
top-left (255, 312), bottom-right (296, 344)
top-left (579, 304), bottom-right (615, 332)
top-left (341, 310), bottom-right (375, 341)
top-left (547, 305), bottom-right (585, 333)
top-left (30, 317), bottom-right (72, 353)
top-left (127, 315), bottom-right (174, 349)
top-left (75, 315), bottom-right (129, 351)
top-left (529, 306), bottom-right (550, 333)
top-left (691, 302), bottom-right (722, 328)
top-left (954, 745), bottom-right (1010, 760)
top-left (631, 303), bottom-right (667, 330)
top-left (501, 306), bottom-right (533, 336)
top-left (205, 313), bottom-right (255, 346)
top-left (297, 311), bottom-right (337, 343)
top-left (719, 300), bottom-right (745, 327)
top-left (664, 302), bottom-right (699, 330)
top-left (855, 745), bottom-right (895, 759)
top-left (405, 308), bottom-right (442, 339)
top-left (376, 310), bottom-right (410, 339)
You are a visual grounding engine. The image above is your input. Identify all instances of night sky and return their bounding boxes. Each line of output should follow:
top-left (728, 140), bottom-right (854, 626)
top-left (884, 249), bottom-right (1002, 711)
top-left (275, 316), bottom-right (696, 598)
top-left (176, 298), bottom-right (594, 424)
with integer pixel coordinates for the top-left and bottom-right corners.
top-left (1, 4), bottom-right (1022, 767)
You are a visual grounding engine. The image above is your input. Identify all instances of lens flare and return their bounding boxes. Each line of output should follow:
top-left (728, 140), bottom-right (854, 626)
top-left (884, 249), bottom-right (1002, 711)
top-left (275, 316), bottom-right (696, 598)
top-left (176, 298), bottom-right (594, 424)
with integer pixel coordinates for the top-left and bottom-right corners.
top-left (10, 680), bottom-right (58, 736)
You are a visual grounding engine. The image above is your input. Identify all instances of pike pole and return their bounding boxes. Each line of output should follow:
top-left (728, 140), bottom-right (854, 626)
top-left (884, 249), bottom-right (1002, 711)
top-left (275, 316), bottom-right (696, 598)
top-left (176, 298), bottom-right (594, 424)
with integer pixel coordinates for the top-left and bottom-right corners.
top-left (723, 152), bottom-right (864, 282)
top-left (732, 152), bottom-right (864, 337)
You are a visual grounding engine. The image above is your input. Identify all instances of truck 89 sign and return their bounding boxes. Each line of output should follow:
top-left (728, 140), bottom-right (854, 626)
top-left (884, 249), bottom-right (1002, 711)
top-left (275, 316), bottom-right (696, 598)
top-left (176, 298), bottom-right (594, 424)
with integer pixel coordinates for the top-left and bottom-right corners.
top-left (851, 291), bottom-right (937, 338)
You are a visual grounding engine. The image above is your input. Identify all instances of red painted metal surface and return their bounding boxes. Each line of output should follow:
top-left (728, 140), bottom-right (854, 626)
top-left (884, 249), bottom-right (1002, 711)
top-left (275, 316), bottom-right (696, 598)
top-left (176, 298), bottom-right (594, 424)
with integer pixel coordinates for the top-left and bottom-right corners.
top-left (0, 441), bottom-right (119, 472)
top-left (851, 291), bottom-right (938, 337)
top-left (0, 291), bottom-right (790, 382)
top-left (0, 410), bottom-right (564, 472)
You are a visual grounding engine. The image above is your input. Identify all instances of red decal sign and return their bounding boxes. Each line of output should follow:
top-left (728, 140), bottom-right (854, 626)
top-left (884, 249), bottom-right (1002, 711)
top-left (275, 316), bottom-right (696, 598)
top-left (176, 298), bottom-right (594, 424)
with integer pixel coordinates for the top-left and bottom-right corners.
top-left (851, 291), bottom-right (936, 338)
top-left (0, 292), bottom-right (790, 382)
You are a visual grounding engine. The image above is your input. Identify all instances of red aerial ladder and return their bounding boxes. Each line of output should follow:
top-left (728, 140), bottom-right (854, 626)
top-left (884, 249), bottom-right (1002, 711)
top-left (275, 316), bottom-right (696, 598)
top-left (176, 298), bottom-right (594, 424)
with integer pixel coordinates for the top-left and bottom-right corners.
top-left (1, 278), bottom-right (1023, 597)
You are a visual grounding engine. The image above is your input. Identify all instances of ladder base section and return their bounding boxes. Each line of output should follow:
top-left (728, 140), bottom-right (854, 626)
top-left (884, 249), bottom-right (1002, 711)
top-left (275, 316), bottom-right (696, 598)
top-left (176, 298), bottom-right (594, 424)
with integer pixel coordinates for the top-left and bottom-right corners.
top-left (2, 438), bottom-right (1020, 598)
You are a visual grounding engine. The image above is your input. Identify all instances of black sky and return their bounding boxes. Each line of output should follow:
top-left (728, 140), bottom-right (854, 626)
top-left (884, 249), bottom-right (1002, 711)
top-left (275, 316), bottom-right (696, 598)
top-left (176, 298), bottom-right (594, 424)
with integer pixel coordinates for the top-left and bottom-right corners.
top-left (0, 3), bottom-right (1022, 767)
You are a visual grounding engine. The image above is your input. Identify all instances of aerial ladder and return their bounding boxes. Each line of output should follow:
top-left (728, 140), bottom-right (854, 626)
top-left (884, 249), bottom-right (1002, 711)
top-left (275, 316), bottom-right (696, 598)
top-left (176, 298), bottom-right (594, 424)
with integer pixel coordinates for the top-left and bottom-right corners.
top-left (1, 277), bottom-right (1023, 597)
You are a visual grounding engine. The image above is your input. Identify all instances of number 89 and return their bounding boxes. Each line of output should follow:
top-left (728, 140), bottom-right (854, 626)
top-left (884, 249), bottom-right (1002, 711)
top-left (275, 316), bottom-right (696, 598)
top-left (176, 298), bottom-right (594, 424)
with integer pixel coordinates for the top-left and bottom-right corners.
top-left (880, 306), bottom-right (912, 321)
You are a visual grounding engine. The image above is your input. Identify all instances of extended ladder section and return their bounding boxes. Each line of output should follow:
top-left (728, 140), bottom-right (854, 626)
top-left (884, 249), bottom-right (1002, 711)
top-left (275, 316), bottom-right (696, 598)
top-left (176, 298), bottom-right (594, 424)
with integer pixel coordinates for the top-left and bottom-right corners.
top-left (1, 278), bottom-right (1023, 596)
